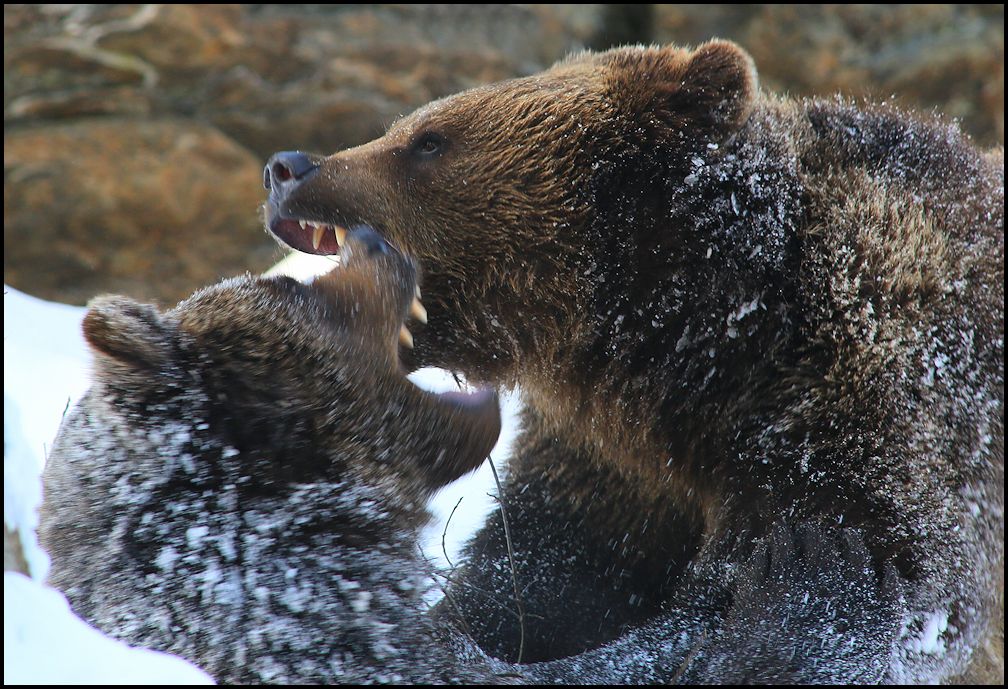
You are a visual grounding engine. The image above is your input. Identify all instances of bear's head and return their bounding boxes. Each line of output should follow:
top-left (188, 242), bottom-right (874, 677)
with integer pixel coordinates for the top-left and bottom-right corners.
top-left (77, 227), bottom-right (500, 516)
top-left (263, 41), bottom-right (758, 384)
top-left (42, 228), bottom-right (504, 684)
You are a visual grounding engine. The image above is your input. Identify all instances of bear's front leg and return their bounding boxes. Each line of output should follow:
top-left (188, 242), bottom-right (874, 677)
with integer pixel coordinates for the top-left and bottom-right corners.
top-left (436, 407), bottom-right (702, 664)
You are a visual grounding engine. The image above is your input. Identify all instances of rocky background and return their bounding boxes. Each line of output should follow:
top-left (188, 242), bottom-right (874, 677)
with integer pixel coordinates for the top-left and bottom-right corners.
top-left (4, 4), bottom-right (1004, 306)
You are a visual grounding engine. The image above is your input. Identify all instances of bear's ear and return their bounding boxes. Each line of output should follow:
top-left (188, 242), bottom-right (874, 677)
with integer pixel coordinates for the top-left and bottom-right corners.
top-left (82, 296), bottom-right (175, 375)
top-left (606, 39), bottom-right (758, 147)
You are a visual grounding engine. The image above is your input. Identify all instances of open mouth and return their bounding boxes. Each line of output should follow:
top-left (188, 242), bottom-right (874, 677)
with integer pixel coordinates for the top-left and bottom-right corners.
top-left (264, 214), bottom-right (501, 477)
top-left (268, 212), bottom-right (349, 256)
top-left (274, 214), bottom-right (427, 350)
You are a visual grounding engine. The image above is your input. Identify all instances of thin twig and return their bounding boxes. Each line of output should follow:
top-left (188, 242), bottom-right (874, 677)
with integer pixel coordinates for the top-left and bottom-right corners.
top-left (449, 370), bottom-right (527, 662)
top-left (428, 568), bottom-right (524, 618)
top-left (441, 495), bottom-right (464, 569)
top-left (487, 455), bottom-right (526, 664)
top-left (418, 544), bottom-right (474, 639)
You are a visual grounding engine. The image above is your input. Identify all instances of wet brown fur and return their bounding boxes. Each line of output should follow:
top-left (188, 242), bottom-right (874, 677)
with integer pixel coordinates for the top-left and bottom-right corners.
top-left (269, 41), bottom-right (1003, 681)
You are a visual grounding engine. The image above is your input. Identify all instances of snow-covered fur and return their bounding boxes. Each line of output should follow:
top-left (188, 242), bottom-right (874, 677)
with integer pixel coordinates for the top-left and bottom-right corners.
top-left (263, 40), bottom-right (1004, 682)
top-left (42, 41), bottom-right (1003, 684)
top-left (39, 230), bottom-right (505, 683)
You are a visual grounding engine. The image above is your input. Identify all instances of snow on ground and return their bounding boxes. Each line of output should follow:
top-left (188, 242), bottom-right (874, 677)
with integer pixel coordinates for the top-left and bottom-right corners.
top-left (4, 286), bottom-right (90, 581)
top-left (3, 252), bottom-right (517, 683)
top-left (4, 571), bottom-right (214, 685)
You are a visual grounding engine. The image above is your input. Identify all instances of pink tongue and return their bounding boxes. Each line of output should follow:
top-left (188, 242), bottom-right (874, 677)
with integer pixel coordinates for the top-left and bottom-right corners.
top-left (438, 388), bottom-right (497, 409)
top-left (280, 218), bottom-right (341, 255)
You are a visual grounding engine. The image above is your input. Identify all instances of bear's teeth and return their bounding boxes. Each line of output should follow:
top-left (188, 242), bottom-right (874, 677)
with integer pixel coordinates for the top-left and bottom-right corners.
top-left (409, 297), bottom-right (427, 324)
top-left (299, 220), bottom-right (308, 230)
top-left (334, 225), bottom-right (347, 246)
top-left (399, 325), bottom-right (414, 349)
top-left (415, 285), bottom-right (421, 299)
top-left (312, 225), bottom-right (324, 250)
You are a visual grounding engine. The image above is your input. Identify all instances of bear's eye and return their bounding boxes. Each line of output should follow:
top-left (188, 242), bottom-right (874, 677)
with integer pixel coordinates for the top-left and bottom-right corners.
top-left (412, 132), bottom-right (444, 158)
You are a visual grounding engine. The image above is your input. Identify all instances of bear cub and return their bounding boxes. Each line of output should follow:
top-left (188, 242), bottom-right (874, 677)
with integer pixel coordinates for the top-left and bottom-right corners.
top-left (39, 228), bottom-right (504, 684)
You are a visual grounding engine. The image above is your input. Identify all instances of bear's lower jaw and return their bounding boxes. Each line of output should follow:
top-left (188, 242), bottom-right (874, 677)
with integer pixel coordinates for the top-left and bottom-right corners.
top-left (263, 205), bottom-right (426, 340)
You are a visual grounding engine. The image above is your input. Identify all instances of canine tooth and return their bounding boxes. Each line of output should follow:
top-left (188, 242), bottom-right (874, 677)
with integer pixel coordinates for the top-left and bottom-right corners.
top-left (399, 325), bottom-right (414, 349)
top-left (312, 226), bottom-right (324, 250)
top-left (415, 285), bottom-right (421, 299)
top-left (409, 297), bottom-right (427, 324)
top-left (334, 225), bottom-right (347, 246)
top-left (299, 220), bottom-right (308, 230)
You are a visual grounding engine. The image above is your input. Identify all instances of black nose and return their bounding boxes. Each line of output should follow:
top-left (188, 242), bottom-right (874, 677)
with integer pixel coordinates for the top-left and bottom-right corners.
top-left (348, 226), bottom-right (393, 257)
top-left (264, 151), bottom-right (318, 197)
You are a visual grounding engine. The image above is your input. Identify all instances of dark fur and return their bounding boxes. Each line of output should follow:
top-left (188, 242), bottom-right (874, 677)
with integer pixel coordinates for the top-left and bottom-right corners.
top-left (39, 232), bottom-right (505, 683)
top-left (268, 40), bottom-right (1004, 682)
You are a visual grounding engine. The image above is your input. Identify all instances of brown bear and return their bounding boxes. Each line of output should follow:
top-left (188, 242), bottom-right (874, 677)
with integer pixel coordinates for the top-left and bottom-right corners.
top-left (39, 228), bottom-right (507, 683)
top-left (36, 227), bottom-right (700, 685)
top-left (262, 40), bottom-right (1004, 682)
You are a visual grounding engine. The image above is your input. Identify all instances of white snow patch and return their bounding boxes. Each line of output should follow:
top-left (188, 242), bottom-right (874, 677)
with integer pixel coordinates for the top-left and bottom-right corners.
top-left (350, 590), bottom-right (373, 614)
top-left (411, 368), bottom-right (520, 581)
top-left (156, 546), bottom-right (180, 573)
top-left (4, 286), bottom-right (89, 580)
top-left (727, 295), bottom-right (763, 324)
top-left (904, 610), bottom-right (950, 657)
top-left (3, 572), bottom-right (213, 684)
top-left (264, 251), bottom-right (341, 281)
top-left (186, 525), bottom-right (210, 550)
top-left (916, 611), bottom-right (949, 655)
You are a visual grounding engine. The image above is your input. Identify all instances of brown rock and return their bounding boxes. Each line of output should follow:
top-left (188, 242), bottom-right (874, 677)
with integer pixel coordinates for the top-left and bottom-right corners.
top-left (3, 4), bottom-right (605, 305)
top-left (652, 4), bottom-right (1004, 145)
top-left (3, 119), bottom-right (279, 306)
top-left (4, 4), bottom-right (604, 158)
top-left (3, 4), bottom-right (1001, 307)
top-left (193, 4), bottom-right (605, 157)
top-left (4, 525), bottom-right (29, 575)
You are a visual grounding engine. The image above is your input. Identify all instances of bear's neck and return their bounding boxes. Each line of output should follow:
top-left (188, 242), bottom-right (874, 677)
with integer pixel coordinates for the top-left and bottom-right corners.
top-left (523, 107), bottom-right (809, 493)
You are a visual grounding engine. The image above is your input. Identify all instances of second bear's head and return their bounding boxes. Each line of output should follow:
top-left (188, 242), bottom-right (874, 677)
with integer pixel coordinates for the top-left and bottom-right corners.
top-left (81, 227), bottom-right (501, 523)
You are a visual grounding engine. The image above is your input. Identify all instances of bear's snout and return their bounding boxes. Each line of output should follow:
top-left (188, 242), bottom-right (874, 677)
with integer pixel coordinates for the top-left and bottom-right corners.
top-left (263, 150), bottom-right (318, 201)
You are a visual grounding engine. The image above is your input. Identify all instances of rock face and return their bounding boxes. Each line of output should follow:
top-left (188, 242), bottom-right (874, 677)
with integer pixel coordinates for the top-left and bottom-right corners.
top-left (2, 4), bottom-right (603, 305)
top-left (4, 119), bottom-right (274, 306)
top-left (4, 5), bottom-right (603, 158)
top-left (651, 4), bottom-right (1004, 146)
top-left (2, 4), bottom-right (1003, 306)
